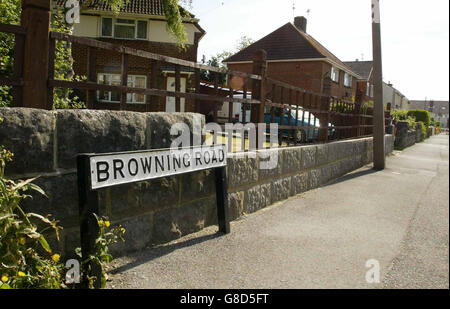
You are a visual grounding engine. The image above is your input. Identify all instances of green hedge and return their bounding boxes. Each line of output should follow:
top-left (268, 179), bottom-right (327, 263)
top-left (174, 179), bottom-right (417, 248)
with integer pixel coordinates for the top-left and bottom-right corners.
top-left (407, 109), bottom-right (431, 127)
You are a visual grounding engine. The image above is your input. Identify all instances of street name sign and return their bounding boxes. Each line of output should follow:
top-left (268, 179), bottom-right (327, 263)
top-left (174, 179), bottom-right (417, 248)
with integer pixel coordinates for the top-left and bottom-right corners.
top-left (76, 145), bottom-right (230, 289)
top-left (89, 145), bottom-right (227, 190)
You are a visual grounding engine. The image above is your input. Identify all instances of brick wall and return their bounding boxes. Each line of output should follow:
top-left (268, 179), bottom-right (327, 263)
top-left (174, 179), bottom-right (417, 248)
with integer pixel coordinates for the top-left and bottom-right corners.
top-left (228, 61), bottom-right (356, 100)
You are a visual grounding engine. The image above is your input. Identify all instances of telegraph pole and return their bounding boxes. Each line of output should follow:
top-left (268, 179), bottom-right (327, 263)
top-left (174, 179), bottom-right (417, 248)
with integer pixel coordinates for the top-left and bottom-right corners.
top-left (372, 0), bottom-right (386, 170)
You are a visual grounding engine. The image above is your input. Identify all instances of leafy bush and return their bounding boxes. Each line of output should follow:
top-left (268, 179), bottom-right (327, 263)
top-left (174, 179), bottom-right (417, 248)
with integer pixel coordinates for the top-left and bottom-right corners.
top-left (417, 121), bottom-right (427, 141)
top-left (0, 132), bottom-right (125, 289)
top-left (407, 109), bottom-right (431, 128)
top-left (75, 215), bottom-right (125, 288)
top-left (391, 110), bottom-right (409, 121)
top-left (392, 110), bottom-right (416, 130)
top-left (0, 144), bottom-right (64, 288)
top-left (406, 116), bottom-right (416, 130)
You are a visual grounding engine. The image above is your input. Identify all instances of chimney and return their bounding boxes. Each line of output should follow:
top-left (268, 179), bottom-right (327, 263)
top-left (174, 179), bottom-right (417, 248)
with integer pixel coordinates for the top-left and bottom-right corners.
top-left (294, 16), bottom-right (307, 33)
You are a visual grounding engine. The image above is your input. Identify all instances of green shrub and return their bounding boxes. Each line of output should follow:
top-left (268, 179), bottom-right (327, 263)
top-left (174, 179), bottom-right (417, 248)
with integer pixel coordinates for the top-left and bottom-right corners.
top-left (417, 121), bottom-right (427, 141)
top-left (391, 110), bottom-right (409, 121)
top-left (407, 109), bottom-right (431, 127)
top-left (0, 138), bottom-right (125, 289)
top-left (406, 116), bottom-right (417, 130)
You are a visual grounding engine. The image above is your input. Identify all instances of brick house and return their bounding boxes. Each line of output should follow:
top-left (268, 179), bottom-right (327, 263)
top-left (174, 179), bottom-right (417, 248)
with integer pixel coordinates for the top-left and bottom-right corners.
top-left (223, 17), bottom-right (361, 100)
top-left (343, 60), bottom-right (374, 103)
top-left (54, 0), bottom-right (205, 112)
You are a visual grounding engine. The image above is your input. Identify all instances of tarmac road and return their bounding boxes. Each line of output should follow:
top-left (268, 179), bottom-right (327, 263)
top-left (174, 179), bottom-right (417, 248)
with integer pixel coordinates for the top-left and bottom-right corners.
top-left (108, 134), bottom-right (449, 289)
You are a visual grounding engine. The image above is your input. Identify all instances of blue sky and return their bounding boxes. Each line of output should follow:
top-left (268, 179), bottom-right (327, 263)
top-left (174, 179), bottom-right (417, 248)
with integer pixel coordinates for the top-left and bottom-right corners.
top-left (188, 0), bottom-right (449, 101)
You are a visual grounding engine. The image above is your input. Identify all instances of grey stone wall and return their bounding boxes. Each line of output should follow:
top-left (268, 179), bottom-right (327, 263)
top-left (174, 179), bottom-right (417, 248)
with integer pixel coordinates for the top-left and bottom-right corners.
top-left (0, 108), bottom-right (395, 257)
top-left (395, 121), bottom-right (417, 150)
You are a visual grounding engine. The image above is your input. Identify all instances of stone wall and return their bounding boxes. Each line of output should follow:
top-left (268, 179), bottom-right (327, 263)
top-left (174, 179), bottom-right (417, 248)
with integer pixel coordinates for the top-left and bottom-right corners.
top-left (0, 108), bottom-right (394, 257)
top-left (415, 122), bottom-right (425, 143)
top-left (395, 121), bottom-right (417, 150)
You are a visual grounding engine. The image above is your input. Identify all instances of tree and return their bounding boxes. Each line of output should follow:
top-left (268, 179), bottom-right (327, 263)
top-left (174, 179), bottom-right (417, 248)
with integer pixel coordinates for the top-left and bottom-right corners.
top-left (200, 36), bottom-right (255, 84)
top-left (0, 0), bottom-right (191, 107)
top-left (235, 35), bottom-right (254, 51)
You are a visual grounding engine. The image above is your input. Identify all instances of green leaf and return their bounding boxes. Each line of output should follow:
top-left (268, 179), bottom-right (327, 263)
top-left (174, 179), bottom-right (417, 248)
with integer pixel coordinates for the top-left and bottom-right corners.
top-left (0, 283), bottom-right (11, 289)
top-left (11, 177), bottom-right (38, 192)
top-left (29, 183), bottom-right (47, 197)
top-left (38, 235), bottom-right (52, 254)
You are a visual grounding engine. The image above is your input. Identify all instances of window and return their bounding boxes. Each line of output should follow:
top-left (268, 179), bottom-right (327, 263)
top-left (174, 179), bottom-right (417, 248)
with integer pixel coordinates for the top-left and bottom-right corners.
top-left (137, 20), bottom-right (148, 39)
top-left (344, 73), bottom-right (352, 87)
top-left (101, 18), bottom-right (113, 37)
top-left (331, 67), bottom-right (339, 83)
top-left (101, 18), bottom-right (148, 40)
top-left (97, 73), bottom-right (147, 104)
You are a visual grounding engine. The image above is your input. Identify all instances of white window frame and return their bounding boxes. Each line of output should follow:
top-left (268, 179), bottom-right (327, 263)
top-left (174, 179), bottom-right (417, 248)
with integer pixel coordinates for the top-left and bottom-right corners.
top-left (344, 73), bottom-right (352, 88)
top-left (97, 73), bottom-right (147, 104)
top-left (331, 67), bottom-right (340, 83)
top-left (101, 17), bottom-right (148, 40)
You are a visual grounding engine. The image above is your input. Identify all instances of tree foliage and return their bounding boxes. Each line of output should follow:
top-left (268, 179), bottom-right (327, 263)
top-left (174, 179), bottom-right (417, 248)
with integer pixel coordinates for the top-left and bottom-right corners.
top-left (200, 36), bottom-right (255, 84)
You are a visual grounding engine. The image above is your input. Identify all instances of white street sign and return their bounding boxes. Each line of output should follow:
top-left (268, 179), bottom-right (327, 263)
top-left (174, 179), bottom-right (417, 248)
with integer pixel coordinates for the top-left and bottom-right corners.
top-left (89, 145), bottom-right (227, 190)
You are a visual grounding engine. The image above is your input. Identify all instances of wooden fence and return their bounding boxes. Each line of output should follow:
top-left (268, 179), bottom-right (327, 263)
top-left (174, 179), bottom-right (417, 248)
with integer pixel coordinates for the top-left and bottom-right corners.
top-left (0, 0), bottom-right (390, 150)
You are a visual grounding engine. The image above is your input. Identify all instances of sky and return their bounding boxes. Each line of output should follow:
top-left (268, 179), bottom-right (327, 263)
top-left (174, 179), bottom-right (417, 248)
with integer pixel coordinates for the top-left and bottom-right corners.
top-left (188, 0), bottom-right (449, 101)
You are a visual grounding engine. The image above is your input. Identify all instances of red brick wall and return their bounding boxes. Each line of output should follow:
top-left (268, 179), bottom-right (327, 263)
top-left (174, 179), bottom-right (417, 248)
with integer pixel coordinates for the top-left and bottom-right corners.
top-left (227, 60), bottom-right (356, 100)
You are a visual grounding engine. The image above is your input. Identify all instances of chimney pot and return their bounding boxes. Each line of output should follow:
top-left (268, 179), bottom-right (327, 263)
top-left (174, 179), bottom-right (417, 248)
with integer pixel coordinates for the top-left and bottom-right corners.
top-left (294, 16), bottom-right (307, 33)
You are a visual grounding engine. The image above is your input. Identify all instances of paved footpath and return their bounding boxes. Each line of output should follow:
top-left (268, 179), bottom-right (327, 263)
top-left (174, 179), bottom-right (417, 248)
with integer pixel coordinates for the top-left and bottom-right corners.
top-left (108, 135), bottom-right (449, 289)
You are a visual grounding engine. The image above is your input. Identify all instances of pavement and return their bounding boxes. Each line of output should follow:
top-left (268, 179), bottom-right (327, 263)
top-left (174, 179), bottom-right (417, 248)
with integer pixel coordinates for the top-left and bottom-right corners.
top-left (107, 134), bottom-right (449, 289)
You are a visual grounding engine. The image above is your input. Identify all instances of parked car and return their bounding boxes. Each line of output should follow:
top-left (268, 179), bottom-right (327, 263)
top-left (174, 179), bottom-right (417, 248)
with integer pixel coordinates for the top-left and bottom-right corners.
top-left (264, 110), bottom-right (334, 142)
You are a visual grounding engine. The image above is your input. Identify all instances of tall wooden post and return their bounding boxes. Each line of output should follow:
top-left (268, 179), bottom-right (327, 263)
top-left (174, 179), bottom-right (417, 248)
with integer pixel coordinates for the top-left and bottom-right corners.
top-left (372, 0), bottom-right (386, 170)
top-left (21, 0), bottom-right (51, 109)
top-left (318, 76), bottom-right (332, 142)
top-left (251, 50), bottom-right (267, 148)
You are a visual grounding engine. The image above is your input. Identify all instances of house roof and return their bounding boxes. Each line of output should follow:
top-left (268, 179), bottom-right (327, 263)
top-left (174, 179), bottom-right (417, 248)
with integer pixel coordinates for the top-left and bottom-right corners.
top-left (55, 0), bottom-right (193, 18)
top-left (343, 61), bottom-right (373, 80)
top-left (223, 22), bottom-right (359, 77)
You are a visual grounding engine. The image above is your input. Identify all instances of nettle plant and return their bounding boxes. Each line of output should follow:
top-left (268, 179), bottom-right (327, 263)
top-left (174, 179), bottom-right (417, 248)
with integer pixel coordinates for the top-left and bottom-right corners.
top-left (0, 119), bottom-right (125, 289)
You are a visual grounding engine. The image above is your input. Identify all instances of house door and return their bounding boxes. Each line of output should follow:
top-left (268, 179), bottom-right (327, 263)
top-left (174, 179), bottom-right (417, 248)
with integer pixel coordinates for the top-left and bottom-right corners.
top-left (166, 77), bottom-right (186, 112)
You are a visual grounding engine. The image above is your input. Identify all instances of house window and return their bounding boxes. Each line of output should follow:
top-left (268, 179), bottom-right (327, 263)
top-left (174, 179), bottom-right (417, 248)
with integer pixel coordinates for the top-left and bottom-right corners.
top-left (137, 20), bottom-right (148, 39)
top-left (331, 67), bottom-right (339, 83)
top-left (344, 73), bottom-right (352, 87)
top-left (97, 73), bottom-right (147, 104)
top-left (101, 18), bottom-right (113, 37)
top-left (101, 18), bottom-right (148, 40)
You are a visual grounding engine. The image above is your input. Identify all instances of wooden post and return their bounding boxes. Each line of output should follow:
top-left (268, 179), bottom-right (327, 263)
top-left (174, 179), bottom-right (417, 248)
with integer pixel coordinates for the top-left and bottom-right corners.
top-left (215, 166), bottom-right (230, 234)
top-left (150, 60), bottom-right (159, 112)
top-left (120, 53), bottom-right (128, 110)
top-left (47, 37), bottom-right (55, 110)
top-left (21, 0), bottom-right (51, 109)
top-left (372, 0), bottom-right (386, 170)
top-left (175, 65), bottom-right (181, 112)
top-left (77, 155), bottom-right (101, 289)
top-left (319, 76), bottom-right (332, 142)
top-left (87, 47), bottom-right (97, 109)
top-left (251, 50), bottom-right (267, 148)
top-left (12, 33), bottom-right (25, 107)
top-left (194, 68), bottom-right (201, 113)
